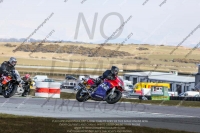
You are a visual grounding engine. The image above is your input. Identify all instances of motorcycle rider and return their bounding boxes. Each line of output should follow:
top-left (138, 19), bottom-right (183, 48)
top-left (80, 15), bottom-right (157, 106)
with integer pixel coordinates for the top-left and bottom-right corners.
top-left (94, 66), bottom-right (119, 86)
top-left (0, 57), bottom-right (18, 83)
top-left (21, 74), bottom-right (32, 97)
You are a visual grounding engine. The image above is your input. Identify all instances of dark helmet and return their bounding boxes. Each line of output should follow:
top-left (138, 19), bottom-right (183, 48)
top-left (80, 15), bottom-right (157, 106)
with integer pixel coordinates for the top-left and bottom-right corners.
top-left (8, 57), bottom-right (17, 67)
top-left (111, 66), bottom-right (119, 76)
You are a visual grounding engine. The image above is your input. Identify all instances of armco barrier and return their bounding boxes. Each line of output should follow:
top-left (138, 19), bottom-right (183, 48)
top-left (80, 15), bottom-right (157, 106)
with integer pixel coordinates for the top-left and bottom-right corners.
top-left (139, 96), bottom-right (151, 100)
top-left (35, 82), bottom-right (60, 98)
top-left (139, 96), bottom-right (200, 101)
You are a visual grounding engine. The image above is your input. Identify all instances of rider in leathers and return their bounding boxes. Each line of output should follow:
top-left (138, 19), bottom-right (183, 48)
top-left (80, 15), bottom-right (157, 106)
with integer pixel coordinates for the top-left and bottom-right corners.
top-left (0, 57), bottom-right (17, 77)
top-left (21, 74), bottom-right (32, 97)
top-left (95, 66), bottom-right (119, 86)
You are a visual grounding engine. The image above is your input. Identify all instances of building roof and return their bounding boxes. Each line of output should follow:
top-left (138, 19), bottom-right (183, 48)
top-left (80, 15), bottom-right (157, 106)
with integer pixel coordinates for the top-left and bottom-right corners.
top-left (124, 71), bottom-right (175, 76)
top-left (148, 75), bottom-right (195, 83)
top-left (124, 71), bottom-right (195, 83)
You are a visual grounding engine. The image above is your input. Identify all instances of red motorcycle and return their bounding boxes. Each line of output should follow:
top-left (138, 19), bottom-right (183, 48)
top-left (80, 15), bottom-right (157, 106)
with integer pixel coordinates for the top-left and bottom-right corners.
top-left (76, 76), bottom-right (125, 104)
top-left (0, 70), bottom-right (21, 98)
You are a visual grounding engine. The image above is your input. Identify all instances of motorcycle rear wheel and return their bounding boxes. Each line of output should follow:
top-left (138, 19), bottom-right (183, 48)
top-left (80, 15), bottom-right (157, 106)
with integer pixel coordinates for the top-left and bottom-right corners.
top-left (106, 89), bottom-right (122, 104)
top-left (2, 84), bottom-right (18, 98)
top-left (76, 89), bottom-right (90, 102)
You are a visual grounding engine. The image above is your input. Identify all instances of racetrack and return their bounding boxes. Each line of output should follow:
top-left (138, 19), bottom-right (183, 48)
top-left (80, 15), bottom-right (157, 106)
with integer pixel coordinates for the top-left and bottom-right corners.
top-left (0, 96), bottom-right (199, 132)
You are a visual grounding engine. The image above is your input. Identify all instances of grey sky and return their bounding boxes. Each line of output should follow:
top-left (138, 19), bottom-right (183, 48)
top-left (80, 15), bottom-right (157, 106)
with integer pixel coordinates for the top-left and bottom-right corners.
top-left (0, 0), bottom-right (200, 47)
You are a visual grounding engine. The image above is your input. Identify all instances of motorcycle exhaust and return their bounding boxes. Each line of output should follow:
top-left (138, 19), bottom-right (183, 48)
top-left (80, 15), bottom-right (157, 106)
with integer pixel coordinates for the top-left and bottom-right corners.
top-left (78, 83), bottom-right (86, 90)
top-left (78, 83), bottom-right (89, 93)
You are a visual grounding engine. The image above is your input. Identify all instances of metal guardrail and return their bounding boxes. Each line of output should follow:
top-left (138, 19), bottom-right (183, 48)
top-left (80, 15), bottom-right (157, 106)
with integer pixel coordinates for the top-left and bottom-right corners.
top-left (139, 96), bottom-right (200, 101)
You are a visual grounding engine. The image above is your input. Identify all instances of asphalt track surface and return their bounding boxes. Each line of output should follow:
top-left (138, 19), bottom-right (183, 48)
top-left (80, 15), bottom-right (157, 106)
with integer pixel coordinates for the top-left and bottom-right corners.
top-left (0, 96), bottom-right (200, 132)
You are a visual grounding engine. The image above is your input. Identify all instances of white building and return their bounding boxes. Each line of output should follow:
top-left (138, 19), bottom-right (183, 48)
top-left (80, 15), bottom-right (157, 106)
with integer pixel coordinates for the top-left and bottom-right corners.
top-left (123, 71), bottom-right (195, 94)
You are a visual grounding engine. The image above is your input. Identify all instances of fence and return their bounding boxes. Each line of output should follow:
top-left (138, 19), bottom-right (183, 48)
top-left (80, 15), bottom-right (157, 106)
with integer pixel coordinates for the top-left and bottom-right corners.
top-left (139, 96), bottom-right (200, 101)
top-left (18, 71), bottom-right (66, 77)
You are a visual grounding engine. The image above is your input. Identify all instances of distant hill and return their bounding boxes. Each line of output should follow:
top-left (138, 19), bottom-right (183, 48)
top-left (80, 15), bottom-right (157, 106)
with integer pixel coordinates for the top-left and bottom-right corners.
top-left (13, 44), bottom-right (132, 57)
top-left (0, 38), bottom-right (92, 44)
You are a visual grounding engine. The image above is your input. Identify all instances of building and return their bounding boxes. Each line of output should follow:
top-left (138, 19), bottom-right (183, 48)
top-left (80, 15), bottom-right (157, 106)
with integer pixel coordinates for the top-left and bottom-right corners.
top-left (123, 71), bottom-right (195, 94)
top-left (195, 64), bottom-right (200, 91)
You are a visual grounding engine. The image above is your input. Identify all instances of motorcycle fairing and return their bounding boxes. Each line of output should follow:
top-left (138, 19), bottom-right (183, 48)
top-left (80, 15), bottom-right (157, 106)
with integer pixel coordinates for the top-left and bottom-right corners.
top-left (91, 81), bottom-right (111, 100)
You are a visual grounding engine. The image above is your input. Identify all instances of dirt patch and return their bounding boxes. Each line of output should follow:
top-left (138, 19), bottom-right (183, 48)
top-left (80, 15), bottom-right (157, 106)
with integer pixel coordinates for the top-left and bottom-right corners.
top-left (13, 44), bottom-right (132, 57)
top-left (136, 47), bottom-right (149, 50)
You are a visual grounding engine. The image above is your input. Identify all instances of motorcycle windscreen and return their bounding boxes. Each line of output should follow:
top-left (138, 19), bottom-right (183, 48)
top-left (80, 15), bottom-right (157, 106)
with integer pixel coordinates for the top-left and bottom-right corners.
top-left (91, 82), bottom-right (111, 99)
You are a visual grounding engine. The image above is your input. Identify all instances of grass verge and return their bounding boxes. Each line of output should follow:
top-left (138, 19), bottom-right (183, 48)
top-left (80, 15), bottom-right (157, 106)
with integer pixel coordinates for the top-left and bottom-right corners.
top-left (0, 113), bottom-right (194, 133)
top-left (29, 89), bottom-right (200, 108)
top-left (119, 98), bottom-right (200, 108)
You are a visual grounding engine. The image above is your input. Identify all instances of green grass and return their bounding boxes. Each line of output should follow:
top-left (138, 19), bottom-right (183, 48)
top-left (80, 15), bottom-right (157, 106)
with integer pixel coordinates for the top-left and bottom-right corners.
top-left (59, 92), bottom-right (200, 108)
top-left (0, 113), bottom-right (194, 133)
top-left (60, 91), bottom-right (76, 99)
top-left (119, 98), bottom-right (200, 108)
top-left (29, 90), bottom-right (200, 108)
top-left (29, 89), bottom-right (36, 96)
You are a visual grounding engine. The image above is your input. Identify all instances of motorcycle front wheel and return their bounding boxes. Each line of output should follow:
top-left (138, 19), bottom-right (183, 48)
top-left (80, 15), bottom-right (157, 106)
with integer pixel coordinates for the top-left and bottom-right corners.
top-left (2, 83), bottom-right (18, 98)
top-left (106, 89), bottom-right (122, 104)
top-left (76, 89), bottom-right (90, 102)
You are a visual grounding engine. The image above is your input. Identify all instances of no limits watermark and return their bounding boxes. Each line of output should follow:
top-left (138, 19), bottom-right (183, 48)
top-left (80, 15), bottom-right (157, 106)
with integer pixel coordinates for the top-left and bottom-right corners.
top-left (41, 98), bottom-right (149, 113)
top-left (159, 0), bottom-right (167, 7)
top-left (142, 0), bottom-right (167, 6)
top-left (18, 12), bottom-right (54, 47)
top-left (142, 0), bottom-right (149, 5)
top-left (29, 30), bottom-right (55, 57)
top-left (81, 0), bottom-right (87, 4)
top-left (170, 23), bottom-right (200, 55)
